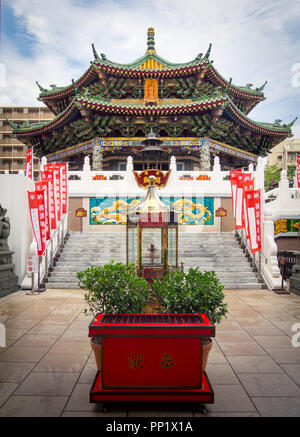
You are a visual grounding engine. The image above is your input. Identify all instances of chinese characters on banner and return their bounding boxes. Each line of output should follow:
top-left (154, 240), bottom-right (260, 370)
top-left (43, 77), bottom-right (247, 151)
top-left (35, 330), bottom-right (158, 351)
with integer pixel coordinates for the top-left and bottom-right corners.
top-left (45, 164), bottom-right (62, 223)
top-left (235, 172), bottom-right (252, 229)
top-left (244, 189), bottom-right (262, 253)
top-left (35, 190), bottom-right (47, 253)
top-left (297, 154), bottom-right (300, 188)
top-left (60, 164), bottom-right (68, 214)
top-left (35, 181), bottom-right (50, 241)
top-left (242, 179), bottom-right (254, 239)
top-left (40, 171), bottom-right (57, 230)
top-left (25, 148), bottom-right (33, 179)
top-left (230, 170), bottom-right (261, 254)
top-left (229, 169), bottom-right (242, 225)
top-left (27, 191), bottom-right (43, 255)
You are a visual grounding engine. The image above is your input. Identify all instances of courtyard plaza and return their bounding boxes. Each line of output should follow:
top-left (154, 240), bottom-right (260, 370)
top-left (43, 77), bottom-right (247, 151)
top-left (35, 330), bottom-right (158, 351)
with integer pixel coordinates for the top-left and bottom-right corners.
top-left (0, 287), bottom-right (299, 417)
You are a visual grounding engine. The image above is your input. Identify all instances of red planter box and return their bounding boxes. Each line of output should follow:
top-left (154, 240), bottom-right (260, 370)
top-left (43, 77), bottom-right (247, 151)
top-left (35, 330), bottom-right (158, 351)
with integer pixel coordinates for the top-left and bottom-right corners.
top-left (89, 313), bottom-right (215, 405)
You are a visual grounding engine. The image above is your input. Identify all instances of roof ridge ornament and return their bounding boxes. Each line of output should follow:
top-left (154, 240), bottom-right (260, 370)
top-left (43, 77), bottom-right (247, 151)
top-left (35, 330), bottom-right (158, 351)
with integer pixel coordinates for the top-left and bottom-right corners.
top-left (72, 79), bottom-right (80, 95)
top-left (287, 116), bottom-right (297, 128)
top-left (204, 43), bottom-right (212, 59)
top-left (146, 27), bottom-right (156, 54)
top-left (256, 80), bottom-right (267, 92)
top-left (92, 43), bottom-right (100, 61)
top-left (36, 81), bottom-right (47, 93)
top-left (224, 77), bottom-right (232, 94)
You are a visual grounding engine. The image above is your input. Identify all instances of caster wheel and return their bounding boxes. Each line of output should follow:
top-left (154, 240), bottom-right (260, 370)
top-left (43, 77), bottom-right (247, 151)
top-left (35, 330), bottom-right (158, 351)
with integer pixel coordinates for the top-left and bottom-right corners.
top-left (198, 405), bottom-right (207, 414)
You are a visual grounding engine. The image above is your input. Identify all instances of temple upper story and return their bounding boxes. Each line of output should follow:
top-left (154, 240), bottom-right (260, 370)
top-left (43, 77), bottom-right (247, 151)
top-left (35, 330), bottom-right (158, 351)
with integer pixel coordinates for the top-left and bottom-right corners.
top-left (9, 28), bottom-right (296, 161)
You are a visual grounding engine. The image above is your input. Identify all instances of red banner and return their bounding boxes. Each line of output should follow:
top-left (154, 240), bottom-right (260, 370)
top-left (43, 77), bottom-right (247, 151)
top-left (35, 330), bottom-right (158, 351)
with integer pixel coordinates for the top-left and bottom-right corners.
top-left (45, 164), bottom-right (61, 222)
top-left (35, 181), bottom-right (50, 241)
top-left (25, 148), bottom-right (33, 179)
top-left (35, 190), bottom-right (47, 254)
top-left (297, 154), bottom-right (300, 188)
top-left (41, 170), bottom-right (56, 230)
top-left (229, 169), bottom-right (242, 222)
top-left (60, 163), bottom-right (68, 214)
top-left (235, 172), bottom-right (253, 229)
top-left (242, 179), bottom-right (254, 239)
top-left (245, 189), bottom-right (262, 253)
top-left (28, 191), bottom-right (44, 255)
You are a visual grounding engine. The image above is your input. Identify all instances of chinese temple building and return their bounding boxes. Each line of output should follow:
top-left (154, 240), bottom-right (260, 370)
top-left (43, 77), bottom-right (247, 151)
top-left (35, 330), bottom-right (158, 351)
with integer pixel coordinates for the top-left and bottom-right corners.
top-left (9, 28), bottom-right (295, 171)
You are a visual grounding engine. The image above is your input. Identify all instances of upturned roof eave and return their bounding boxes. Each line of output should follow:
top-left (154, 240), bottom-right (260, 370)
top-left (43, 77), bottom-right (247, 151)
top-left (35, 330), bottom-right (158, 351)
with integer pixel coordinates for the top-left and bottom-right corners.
top-left (225, 101), bottom-right (292, 136)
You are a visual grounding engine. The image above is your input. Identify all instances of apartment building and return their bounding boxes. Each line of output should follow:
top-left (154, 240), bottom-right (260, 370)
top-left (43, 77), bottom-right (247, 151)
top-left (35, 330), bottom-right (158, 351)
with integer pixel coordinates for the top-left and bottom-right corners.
top-left (0, 107), bottom-right (54, 176)
top-left (267, 138), bottom-right (300, 168)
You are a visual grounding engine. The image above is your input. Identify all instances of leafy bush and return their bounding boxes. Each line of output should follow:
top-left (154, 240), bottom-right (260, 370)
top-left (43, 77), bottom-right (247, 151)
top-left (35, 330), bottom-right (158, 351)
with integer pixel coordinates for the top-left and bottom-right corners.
top-left (152, 267), bottom-right (227, 325)
top-left (77, 261), bottom-right (152, 316)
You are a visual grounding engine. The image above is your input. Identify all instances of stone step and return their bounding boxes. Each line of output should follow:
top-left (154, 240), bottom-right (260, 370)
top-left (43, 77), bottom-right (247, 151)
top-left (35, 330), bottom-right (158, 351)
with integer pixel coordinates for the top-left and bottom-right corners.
top-left (46, 231), bottom-right (266, 290)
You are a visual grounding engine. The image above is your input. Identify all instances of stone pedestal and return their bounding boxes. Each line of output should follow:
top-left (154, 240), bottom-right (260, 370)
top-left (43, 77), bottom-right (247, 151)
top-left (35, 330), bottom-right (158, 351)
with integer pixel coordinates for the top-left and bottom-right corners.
top-left (289, 251), bottom-right (300, 296)
top-left (0, 250), bottom-right (18, 298)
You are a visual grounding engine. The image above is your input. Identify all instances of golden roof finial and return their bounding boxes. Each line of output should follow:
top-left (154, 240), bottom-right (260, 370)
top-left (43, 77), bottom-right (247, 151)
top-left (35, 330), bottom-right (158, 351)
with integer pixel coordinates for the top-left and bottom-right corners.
top-left (146, 27), bottom-right (156, 54)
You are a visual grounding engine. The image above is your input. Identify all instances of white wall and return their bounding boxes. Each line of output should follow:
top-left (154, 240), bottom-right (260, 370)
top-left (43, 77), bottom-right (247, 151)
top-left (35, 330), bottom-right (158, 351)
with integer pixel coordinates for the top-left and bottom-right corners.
top-left (0, 174), bottom-right (35, 285)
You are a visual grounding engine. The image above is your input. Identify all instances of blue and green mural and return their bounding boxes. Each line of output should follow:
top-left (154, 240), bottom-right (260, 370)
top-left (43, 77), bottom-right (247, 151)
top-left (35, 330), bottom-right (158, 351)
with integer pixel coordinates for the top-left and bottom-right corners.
top-left (90, 197), bottom-right (214, 225)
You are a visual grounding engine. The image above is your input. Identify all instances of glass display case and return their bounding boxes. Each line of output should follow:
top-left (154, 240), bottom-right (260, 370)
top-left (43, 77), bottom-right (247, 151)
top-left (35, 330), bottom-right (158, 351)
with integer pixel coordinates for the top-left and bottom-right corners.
top-left (126, 175), bottom-right (178, 282)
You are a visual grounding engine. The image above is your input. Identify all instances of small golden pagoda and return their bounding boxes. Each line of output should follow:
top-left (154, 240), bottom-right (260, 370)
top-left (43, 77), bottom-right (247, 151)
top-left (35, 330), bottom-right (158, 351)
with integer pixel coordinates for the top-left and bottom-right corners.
top-left (126, 175), bottom-right (178, 283)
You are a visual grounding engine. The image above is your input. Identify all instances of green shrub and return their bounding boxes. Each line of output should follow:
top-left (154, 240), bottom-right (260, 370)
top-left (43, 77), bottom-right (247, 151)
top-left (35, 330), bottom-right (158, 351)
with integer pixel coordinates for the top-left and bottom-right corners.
top-left (77, 261), bottom-right (152, 316)
top-left (152, 267), bottom-right (227, 325)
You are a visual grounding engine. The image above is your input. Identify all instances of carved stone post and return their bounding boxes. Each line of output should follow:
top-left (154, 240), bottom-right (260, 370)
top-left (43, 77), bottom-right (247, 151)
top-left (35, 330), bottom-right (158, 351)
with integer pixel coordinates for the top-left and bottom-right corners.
top-left (92, 139), bottom-right (103, 171)
top-left (199, 138), bottom-right (211, 171)
top-left (0, 204), bottom-right (18, 298)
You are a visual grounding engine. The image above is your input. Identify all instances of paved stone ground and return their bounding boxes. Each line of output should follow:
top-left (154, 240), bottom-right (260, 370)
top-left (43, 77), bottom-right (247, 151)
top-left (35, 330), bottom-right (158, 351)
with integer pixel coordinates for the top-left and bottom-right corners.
top-left (0, 288), bottom-right (300, 417)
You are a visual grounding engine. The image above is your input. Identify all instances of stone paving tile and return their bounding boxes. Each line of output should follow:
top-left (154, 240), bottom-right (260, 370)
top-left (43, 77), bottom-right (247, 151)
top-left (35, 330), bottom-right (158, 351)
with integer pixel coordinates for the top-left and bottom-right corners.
top-left (0, 395), bottom-right (68, 417)
top-left (217, 341), bottom-right (266, 356)
top-left (206, 363), bottom-right (240, 385)
top-left (0, 346), bottom-right (49, 363)
top-left (233, 316), bottom-right (273, 326)
top-left (48, 340), bottom-right (91, 356)
top-left (242, 325), bottom-right (286, 336)
top-left (215, 330), bottom-right (253, 342)
top-left (204, 412), bottom-right (260, 417)
top-left (60, 329), bottom-right (90, 342)
top-left (34, 354), bottom-right (88, 373)
top-left (266, 348), bottom-right (300, 364)
top-left (253, 335), bottom-right (293, 349)
top-left (196, 384), bottom-right (256, 414)
top-left (0, 362), bottom-right (35, 382)
top-left (28, 324), bottom-right (68, 336)
top-left (61, 410), bottom-right (127, 417)
top-left (15, 372), bottom-right (79, 396)
top-left (13, 334), bottom-right (59, 348)
top-left (270, 322), bottom-right (296, 337)
top-left (64, 383), bottom-right (109, 412)
top-left (226, 355), bottom-right (283, 374)
top-left (6, 328), bottom-right (29, 340)
top-left (262, 313), bottom-right (300, 323)
top-left (0, 383), bottom-right (18, 408)
top-left (281, 364), bottom-right (300, 385)
top-left (78, 363), bottom-right (98, 384)
top-left (39, 315), bottom-right (77, 325)
top-left (206, 351), bottom-right (227, 364)
top-left (251, 396), bottom-right (300, 417)
top-left (238, 373), bottom-right (300, 397)
top-left (127, 404), bottom-right (195, 417)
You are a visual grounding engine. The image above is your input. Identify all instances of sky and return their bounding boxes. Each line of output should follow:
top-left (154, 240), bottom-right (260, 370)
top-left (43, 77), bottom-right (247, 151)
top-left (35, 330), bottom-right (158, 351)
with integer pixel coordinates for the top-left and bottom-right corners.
top-left (0, 0), bottom-right (300, 137)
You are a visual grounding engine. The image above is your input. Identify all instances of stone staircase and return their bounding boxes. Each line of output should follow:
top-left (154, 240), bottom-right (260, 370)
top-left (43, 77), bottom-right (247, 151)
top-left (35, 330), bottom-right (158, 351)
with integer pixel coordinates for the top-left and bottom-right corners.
top-left (46, 232), bottom-right (126, 289)
top-left (179, 232), bottom-right (266, 289)
top-left (46, 231), bottom-right (266, 290)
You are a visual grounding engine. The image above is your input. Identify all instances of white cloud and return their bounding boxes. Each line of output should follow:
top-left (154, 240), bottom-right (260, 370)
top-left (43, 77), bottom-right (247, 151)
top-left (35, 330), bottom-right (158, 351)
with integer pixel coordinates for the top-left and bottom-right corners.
top-left (0, 0), bottom-right (299, 136)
